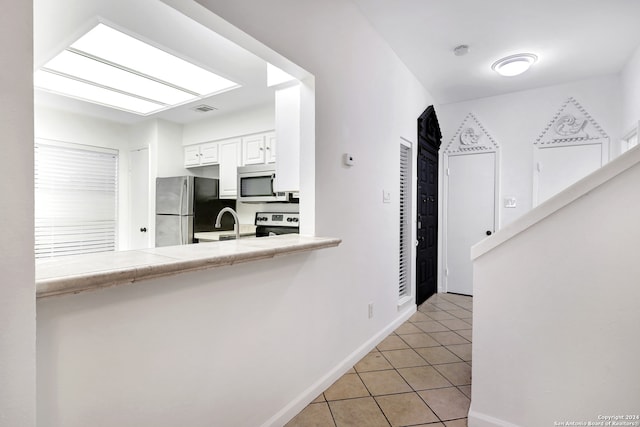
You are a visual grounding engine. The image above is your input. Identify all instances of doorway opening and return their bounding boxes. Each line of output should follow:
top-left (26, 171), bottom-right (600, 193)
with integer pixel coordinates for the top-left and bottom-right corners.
top-left (442, 113), bottom-right (499, 296)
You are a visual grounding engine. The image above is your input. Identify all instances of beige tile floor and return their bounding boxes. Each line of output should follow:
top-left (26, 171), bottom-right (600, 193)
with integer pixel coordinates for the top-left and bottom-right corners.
top-left (286, 293), bottom-right (472, 427)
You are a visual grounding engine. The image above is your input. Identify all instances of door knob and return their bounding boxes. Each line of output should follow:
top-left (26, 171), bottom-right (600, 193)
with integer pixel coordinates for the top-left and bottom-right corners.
top-left (486, 230), bottom-right (492, 236)
top-left (140, 227), bottom-right (147, 232)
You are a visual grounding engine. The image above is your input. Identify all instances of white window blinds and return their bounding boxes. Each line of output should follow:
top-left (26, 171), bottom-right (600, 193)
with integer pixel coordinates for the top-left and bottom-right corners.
top-left (34, 141), bottom-right (118, 259)
top-left (399, 143), bottom-right (411, 299)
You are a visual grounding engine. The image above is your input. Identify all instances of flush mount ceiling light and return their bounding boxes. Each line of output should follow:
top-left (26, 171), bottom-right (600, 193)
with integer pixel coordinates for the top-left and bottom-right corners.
top-left (34, 23), bottom-right (241, 115)
top-left (491, 53), bottom-right (538, 77)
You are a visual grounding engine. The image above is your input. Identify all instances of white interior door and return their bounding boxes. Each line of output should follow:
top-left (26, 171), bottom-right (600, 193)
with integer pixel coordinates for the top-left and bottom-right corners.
top-left (535, 144), bottom-right (603, 205)
top-left (446, 152), bottom-right (496, 295)
top-left (129, 148), bottom-right (150, 249)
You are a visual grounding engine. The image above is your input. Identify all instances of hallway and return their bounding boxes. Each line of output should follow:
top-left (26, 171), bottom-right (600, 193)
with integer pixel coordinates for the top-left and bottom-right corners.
top-left (287, 293), bottom-right (472, 426)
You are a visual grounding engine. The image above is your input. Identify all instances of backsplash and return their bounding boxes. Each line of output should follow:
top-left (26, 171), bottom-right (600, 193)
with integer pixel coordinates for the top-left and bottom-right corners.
top-left (236, 201), bottom-right (299, 224)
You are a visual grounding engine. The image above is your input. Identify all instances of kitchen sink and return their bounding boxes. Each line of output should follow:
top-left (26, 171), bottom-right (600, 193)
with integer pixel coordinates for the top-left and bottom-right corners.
top-left (218, 234), bottom-right (257, 241)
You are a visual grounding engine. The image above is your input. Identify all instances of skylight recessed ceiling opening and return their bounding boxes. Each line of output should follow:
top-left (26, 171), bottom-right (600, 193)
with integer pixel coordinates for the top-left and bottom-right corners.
top-left (34, 23), bottom-right (241, 115)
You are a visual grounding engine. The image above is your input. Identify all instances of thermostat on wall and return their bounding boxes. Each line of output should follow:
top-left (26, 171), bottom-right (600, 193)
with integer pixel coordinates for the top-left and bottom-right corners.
top-left (343, 153), bottom-right (355, 166)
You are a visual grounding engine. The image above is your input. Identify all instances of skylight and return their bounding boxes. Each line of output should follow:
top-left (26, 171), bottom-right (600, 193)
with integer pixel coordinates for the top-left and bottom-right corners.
top-left (34, 23), bottom-right (241, 115)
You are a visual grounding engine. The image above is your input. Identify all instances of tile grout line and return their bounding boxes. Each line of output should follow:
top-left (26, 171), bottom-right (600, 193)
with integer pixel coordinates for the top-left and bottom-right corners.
top-left (323, 395), bottom-right (339, 427)
top-left (352, 368), bottom-right (393, 427)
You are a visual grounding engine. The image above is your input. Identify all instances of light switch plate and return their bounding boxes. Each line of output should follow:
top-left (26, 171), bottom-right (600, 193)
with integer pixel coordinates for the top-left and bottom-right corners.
top-left (504, 197), bottom-right (517, 208)
top-left (383, 190), bottom-right (391, 203)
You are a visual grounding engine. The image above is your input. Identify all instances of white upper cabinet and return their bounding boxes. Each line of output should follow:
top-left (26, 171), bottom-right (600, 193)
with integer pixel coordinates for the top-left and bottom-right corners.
top-left (219, 138), bottom-right (241, 198)
top-left (200, 142), bottom-right (219, 164)
top-left (266, 132), bottom-right (277, 163)
top-left (184, 142), bottom-right (218, 168)
top-left (242, 134), bottom-right (266, 165)
top-left (242, 132), bottom-right (276, 165)
top-left (184, 145), bottom-right (201, 167)
top-left (183, 131), bottom-right (276, 197)
top-left (274, 83), bottom-right (301, 191)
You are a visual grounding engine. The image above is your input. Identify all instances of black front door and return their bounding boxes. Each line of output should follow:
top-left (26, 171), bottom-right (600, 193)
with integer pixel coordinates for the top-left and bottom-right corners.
top-left (416, 106), bottom-right (442, 305)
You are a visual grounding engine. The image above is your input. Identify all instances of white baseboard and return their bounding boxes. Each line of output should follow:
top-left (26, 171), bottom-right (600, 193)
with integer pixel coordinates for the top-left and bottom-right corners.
top-left (261, 305), bottom-right (417, 427)
top-left (468, 409), bottom-right (522, 427)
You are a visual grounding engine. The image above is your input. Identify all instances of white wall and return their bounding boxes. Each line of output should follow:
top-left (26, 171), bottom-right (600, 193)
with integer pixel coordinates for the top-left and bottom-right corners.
top-left (621, 45), bottom-right (640, 133)
top-left (36, 1), bottom-right (433, 426)
top-left (469, 149), bottom-right (640, 426)
top-left (182, 103), bottom-right (275, 145)
top-left (437, 75), bottom-right (622, 229)
top-left (35, 107), bottom-right (132, 250)
top-left (0, 1), bottom-right (36, 426)
top-left (156, 120), bottom-right (187, 177)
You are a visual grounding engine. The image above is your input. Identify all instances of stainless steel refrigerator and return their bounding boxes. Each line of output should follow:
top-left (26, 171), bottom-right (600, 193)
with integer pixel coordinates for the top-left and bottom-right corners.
top-left (155, 176), bottom-right (235, 247)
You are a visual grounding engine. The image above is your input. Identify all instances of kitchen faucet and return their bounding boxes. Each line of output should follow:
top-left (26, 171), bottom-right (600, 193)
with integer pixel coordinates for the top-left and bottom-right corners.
top-left (215, 207), bottom-right (240, 240)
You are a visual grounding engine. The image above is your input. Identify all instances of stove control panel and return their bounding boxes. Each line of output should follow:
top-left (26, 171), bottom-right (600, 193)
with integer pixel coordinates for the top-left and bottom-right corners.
top-left (255, 212), bottom-right (300, 227)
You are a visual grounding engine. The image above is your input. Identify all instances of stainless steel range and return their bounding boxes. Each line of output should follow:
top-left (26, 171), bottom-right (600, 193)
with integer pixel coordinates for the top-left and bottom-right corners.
top-left (255, 212), bottom-right (299, 237)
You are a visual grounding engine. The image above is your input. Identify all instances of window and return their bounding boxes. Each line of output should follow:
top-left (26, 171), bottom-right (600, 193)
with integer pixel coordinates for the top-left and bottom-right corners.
top-left (34, 140), bottom-right (118, 258)
top-left (399, 142), bottom-right (411, 300)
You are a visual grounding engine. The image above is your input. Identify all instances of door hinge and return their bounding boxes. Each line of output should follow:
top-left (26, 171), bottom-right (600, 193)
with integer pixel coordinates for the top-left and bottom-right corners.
top-left (445, 268), bottom-right (449, 276)
top-left (536, 162), bottom-right (542, 172)
top-left (446, 168), bottom-right (450, 176)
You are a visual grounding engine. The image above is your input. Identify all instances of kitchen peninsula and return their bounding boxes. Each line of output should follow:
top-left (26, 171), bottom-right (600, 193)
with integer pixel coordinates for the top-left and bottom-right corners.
top-left (36, 234), bottom-right (341, 298)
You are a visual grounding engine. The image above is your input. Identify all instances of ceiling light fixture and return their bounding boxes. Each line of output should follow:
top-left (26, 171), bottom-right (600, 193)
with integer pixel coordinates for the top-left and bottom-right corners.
top-left (491, 53), bottom-right (537, 77)
top-left (34, 23), bottom-right (241, 115)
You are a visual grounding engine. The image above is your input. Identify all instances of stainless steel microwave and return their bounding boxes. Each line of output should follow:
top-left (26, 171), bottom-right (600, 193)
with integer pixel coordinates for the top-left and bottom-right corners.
top-left (237, 164), bottom-right (298, 203)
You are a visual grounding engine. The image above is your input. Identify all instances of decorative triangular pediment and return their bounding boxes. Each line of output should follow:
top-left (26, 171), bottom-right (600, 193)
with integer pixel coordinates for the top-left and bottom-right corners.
top-left (444, 113), bottom-right (498, 154)
top-left (535, 97), bottom-right (608, 145)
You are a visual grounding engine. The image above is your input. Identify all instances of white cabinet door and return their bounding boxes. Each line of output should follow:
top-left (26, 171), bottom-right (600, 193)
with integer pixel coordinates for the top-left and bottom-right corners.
top-left (219, 138), bottom-right (241, 198)
top-left (446, 152), bottom-right (496, 296)
top-left (184, 146), bottom-right (201, 167)
top-left (266, 132), bottom-right (276, 163)
top-left (129, 147), bottom-right (150, 249)
top-left (200, 142), bottom-right (219, 165)
top-left (242, 135), bottom-right (266, 165)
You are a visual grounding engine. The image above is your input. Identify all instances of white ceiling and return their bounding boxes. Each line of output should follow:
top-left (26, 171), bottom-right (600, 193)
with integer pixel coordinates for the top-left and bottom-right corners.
top-left (35, 0), bottom-right (640, 121)
top-left (33, 0), bottom-right (274, 124)
top-left (351, 0), bottom-right (640, 104)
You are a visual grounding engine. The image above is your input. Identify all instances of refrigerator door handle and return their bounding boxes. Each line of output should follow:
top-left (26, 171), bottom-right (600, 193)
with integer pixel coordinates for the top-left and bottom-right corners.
top-left (180, 179), bottom-right (187, 215)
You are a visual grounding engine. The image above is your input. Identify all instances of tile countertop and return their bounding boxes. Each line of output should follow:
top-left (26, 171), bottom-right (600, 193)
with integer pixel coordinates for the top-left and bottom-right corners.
top-left (36, 234), bottom-right (341, 298)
